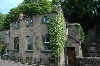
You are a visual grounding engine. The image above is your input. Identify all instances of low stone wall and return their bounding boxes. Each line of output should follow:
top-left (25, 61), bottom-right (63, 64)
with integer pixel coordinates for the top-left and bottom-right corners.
top-left (8, 56), bottom-right (59, 66)
top-left (76, 57), bottom-right (100, 66)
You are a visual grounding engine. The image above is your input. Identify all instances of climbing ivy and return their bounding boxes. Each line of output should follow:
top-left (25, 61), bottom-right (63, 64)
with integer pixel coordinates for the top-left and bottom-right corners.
top-left (74, 23), bottom-right (85, 43)
top-left (0, 36), bottom-right (6, 55)
top-left (45, 12), bottom-right (66, 58)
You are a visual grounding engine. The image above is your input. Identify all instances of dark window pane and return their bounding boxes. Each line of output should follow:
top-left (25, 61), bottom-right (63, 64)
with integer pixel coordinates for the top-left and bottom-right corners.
top-left (46, 34), bottom-right (50, 42)
top-left (42, 35), bottom-right (45, 42)
top-left (29, 19), bottom-right (33, 26)
top-left (15, 22), bottom-right (20, 29)
top-left (42, 16), bottom-right (49, 24)
top-left (26, 20), bottom-right (29, 27)
top-left (42, 34), bottom-right (51, 50)
top-left (28, 44), bottom-right (33, 50)
top-left (26, 19), bottom-right (33, 27)
top-left (14, 37), bottom-right (19, 50)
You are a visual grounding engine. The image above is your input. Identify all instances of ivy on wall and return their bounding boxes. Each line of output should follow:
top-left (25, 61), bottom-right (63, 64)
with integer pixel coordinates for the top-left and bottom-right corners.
top-left (74, 23), bottom-right (85, 43)
top-left (45, 12), bottom-right (66, 58)
top-left (0, 36), bottom-right (6, 54)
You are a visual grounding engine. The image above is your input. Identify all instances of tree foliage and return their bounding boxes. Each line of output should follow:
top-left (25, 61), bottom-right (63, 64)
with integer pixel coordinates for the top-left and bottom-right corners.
top-left (5, 0), bottom-right (52, 23)
top-left (0, 35), bottom-right (6, 55)
top-left (0, 12), bottom-right (7, 30)
top-left (62, 0), bottom-right (100, 22)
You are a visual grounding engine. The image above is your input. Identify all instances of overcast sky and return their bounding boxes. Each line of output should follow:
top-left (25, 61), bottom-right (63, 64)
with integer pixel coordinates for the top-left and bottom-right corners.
top-left (0, 0), bottom-right (24, 14)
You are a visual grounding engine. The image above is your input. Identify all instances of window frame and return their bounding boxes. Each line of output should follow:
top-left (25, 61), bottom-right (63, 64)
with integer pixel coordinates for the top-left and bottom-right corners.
top-left (14, 22), bottom-right (20, 29)
top-left (26, 19), bottom-right (33, 27)
top-left (42, 34), bottom-right (51, 51)
top-left (26, 36), bottom-right (33, 51)
top-left (14, 37), bottom-right (19, 51)
top-left (42, 16), bottom-right (49, 24)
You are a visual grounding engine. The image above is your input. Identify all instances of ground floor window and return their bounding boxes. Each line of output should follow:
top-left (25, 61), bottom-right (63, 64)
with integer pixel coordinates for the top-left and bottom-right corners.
top-left (26, 36), bottom-right (33, 50)
top-left (14, 37), bottom-right (19, 51)
top-left (42, 34), bottom-right (51, 50)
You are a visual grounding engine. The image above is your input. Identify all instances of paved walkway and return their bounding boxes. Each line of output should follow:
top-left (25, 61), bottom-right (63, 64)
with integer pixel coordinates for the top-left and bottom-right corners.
top-left (0, 59), bottom-right (33, 66)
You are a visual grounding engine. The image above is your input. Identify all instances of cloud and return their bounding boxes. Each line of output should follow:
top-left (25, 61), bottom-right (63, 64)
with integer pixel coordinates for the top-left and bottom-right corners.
top-left (0, 0), bottom-right (24, 14)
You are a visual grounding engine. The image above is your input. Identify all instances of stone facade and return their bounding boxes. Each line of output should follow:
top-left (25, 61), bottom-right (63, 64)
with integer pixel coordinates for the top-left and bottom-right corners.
top-left (67, 23), bottom-right (83, 57)
top-left (0, 30), bottom-right (8, 44)
top-left (5, 13), bottom-right (83, 65)
top-left (8, 14), bottom-right (56, 65)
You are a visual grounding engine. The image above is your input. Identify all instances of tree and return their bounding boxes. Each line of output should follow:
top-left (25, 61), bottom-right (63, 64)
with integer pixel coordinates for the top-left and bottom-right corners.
top-left (5, 0), bottom-right (52, 23)
top-left (62, 0), bottom-right (100, 22)
top-left (23, 0), bottom-right (40, 3)
top-left (61, 0), bottom-right (100, 34)
top-left (0, 12), bottom-right (7, 30)
top-left (61, 0), bottom-right (100, 55)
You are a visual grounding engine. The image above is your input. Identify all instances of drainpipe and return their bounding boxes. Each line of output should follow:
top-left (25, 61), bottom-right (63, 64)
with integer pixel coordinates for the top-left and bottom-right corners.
top-left (65, 23), bottom-right (69, 66)
top-left (5, 30), bottom-right (10, 56)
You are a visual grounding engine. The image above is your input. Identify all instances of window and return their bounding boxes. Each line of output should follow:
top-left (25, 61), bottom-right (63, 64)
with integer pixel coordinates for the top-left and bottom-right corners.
top-left (14, 22), bottom-right (20, 29)
top-left (14, 37), bottom-right (19, 51)
top-left (6, 30), bottom-right (10, 44)
top-left (42, 16), bottom-right (49, 24)
top-left (42, 34), bottom-right (51, 50)
top-left (26, 19), bottom-right (33, 27)
top-left (26, 36), bottom-right (33, 50)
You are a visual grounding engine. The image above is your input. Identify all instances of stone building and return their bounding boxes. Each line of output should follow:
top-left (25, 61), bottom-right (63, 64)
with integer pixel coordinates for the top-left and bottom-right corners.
top-left (0, 12), bottom-right (83, 66)
top-left (7, 15), bottom-right (83, 65)
top-left (65, 23), bottom-right (83, 65)
top-left (8, 13), bottom-right (58, 65)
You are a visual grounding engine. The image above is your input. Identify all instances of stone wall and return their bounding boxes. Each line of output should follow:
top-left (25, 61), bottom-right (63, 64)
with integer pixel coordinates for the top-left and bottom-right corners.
top-left (86, 25), bottom-right (100, 56)
top-left (67, 23), bottom-right (83, 57)
top-left (0, 30), bottom-right (8, 44)
top-left (76, 57), bottom-right (100, 66)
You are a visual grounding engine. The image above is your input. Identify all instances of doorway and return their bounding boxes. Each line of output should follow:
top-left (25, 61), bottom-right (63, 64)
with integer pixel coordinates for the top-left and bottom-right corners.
top-left (67, 47), bottom-right (76, 65)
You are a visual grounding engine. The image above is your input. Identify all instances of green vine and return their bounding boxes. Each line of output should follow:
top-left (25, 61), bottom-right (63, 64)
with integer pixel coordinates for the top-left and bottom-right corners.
top-left (45, 12), bottom-right (66, 58)
top-left (0, 36), bottom-right (6, 55)
top-left (74, 23), bottom-right (85, 43)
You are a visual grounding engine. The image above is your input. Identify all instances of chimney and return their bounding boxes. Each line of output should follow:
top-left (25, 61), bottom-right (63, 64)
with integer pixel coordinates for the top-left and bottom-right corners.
top-left (58, 2), bottom-right (62, 12)
top-left (19, 13), bottom-right (23, 20)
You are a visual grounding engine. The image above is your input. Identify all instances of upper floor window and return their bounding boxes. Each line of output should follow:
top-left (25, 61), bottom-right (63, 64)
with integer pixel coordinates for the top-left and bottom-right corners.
top-left (26, 36), bottom-right (33, 50)
top-left (14, 22), bottom-right (20, 29)
top-left (26, 19), bottom-right (33, 27)
top-left (42, 34), bottom-right (51, 50)
top-left (14, 37), bottom-right (19, 51)
top-left (42, 16), bottom-right (49, 24)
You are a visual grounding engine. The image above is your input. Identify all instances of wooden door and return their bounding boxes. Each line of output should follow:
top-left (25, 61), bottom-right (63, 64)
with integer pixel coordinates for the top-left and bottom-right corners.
top-left (67, 47), bottom-right (76, 65)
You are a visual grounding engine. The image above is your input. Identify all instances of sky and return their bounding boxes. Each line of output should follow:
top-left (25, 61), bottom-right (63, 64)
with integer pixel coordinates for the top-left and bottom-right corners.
top-left (0, 0), bottom-right (24, 14)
